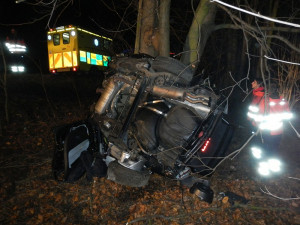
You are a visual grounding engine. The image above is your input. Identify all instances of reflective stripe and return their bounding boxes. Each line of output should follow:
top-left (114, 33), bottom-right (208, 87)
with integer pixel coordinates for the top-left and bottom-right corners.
top-left (249, 112), bottom-right (293, 131)
top-left (80, 50), bottom-right (86, 62)
top-left (49, 53), bottom-right (54, 69)
top-left (249, 105), bottom-right (259, 112)
top-left (96, 54), bottom-right (103, 66)
top-left (73, 51), bottom-right (78, 66)
top-left (63, 52), bottom-right (72, 67)
top-left (103, 55), bottom-right (109, 67)
top-left (91, 53), bottom-right (97, 65)
top-left (259, 121), bottom-right (283, 131)
top-left (54, 53), bottom-right (63, 68)
top-left (87, 52), bottom-right (91, 64)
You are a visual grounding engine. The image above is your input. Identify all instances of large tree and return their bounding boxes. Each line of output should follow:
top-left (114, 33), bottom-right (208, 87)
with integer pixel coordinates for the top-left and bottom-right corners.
top-left (134, 0), bottom-right (171, 57)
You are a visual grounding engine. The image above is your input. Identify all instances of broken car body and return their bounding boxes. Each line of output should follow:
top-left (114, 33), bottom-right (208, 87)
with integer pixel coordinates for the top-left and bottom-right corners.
top-left (52, 55), bottom-right (234, 202)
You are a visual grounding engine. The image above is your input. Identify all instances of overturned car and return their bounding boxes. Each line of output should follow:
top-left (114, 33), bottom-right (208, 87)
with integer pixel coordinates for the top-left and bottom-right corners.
top-left (52, 55), bottom-right (234, 203)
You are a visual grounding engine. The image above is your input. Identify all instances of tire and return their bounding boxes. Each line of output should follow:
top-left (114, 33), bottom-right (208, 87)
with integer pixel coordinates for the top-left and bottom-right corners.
top-left (151, 56), bottom-right (193, 85)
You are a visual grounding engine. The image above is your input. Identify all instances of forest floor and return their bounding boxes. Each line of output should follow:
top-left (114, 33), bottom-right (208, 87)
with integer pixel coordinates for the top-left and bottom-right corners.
top-left (0, 73), bottom-right (300, 225)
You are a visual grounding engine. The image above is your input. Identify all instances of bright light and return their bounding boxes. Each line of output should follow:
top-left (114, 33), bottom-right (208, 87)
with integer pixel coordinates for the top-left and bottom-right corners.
top-left (18, 66), bottom-right (25, 72)
top-left (258, 162), bottom-right (270, 176)
top-left (257, 158), bottom-right (282, 176)
top-left (267, 158), bottom-right (281, 172)
top-left (47, 35), bottom-right (52, 41)
top-left (201, 138), bottom-right (211, 152)
top-left (251, 147), bottom-right (262, 159)
top-left (15, 0), bottom-right (26, 3)
top-left (5, 42), bottom-right (26, 53)
top-left (259, 121), bottom-right (283, 131)
top-left (249, 105), bottom-right (259, 112)
top-left (11, 65), bottom-right (25, 72)
top-left (11, 66), bottom-right (18, 72)
top-left (279, 101), bottom-right (286, 106)
top-left (247, 112), bottom-right (264, 122)
top-left (94, 39), bottom-right (99, 46)
top-left (71, 31), bottom-right (76, 36)
top-left (56, 26), bottom-right (65, 31)
top-left (282, 112), bottom-right (293, 120)
top-left (269, 102), bottom-right (276, 106)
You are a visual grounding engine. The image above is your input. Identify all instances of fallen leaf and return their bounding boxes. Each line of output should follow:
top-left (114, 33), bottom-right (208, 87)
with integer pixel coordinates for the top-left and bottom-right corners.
top-left (222, 196), bottom-right (229, 204)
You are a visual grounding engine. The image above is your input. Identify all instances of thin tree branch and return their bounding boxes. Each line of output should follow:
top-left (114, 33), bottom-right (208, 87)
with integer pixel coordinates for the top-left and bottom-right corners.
top-left (211, 0), bottom-right (300, 28)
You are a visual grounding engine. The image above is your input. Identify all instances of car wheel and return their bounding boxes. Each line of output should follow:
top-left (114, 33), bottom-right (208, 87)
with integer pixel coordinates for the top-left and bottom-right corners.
top-left (151, 56), bottom-right (193, 85)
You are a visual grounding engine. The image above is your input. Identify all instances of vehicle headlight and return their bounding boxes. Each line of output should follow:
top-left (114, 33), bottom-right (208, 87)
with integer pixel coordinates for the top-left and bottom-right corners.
top-left (251, 147), bottom-right (262, 159)
top-left (267, 158), bottom-right (281, 172)
top-left (258, 162), bottom-right (270, 176)
top-left (257, 158), bottom-right (282, 176)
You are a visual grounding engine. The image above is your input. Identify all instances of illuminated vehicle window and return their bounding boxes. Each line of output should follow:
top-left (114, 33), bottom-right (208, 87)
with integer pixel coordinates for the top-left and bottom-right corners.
top-left (63, 32), bottom-right (70, 44)
top-left (53, 34), bottom-right (60, 46)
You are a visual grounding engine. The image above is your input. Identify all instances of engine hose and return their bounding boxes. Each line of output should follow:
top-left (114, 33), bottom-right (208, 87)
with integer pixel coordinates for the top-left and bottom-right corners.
top-left (118, 78), bottom-right (148, 139)
top-left (151, 86), bottom-right (186, 101)
top-left (94, 78), bottom-right (124, 115)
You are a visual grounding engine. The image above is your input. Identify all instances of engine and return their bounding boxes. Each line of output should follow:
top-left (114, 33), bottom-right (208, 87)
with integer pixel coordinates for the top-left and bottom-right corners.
top-left (92, 56), bottom-right (225, 186)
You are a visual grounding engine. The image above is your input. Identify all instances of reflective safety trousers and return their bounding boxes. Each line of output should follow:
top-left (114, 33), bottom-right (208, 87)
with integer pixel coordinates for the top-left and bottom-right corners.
top-left (247, 96), bottom-right (292, 135)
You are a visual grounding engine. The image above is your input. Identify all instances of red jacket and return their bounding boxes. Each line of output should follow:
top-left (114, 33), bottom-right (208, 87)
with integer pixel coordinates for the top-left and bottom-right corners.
top-left (251, 87), bottom-right (264, 105)
top-left (256, 97), bottom-right (291, 135)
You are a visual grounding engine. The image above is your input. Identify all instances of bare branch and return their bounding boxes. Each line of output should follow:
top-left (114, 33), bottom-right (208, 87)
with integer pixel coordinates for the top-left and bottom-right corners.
top-left (260, 185), bottom-right (300, 201)
top-left (265, 55), bottom-right (300, 66)
top-left (266, 34), bottom-right (300, 53)
top-left (213, 24), bottom-right (300, 33)
top-left (211, 0), bottom-right (300, 28)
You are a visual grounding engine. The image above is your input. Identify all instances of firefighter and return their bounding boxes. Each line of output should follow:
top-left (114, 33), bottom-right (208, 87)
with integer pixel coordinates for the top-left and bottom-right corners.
top-left (248, 81), bottom-right (292, 176)
top-left (255, 82), bottom-right (291, 156)
top-left (248, 78), bottom-right (264, 130)
top-left (251, 78), bottom-right (265, 105)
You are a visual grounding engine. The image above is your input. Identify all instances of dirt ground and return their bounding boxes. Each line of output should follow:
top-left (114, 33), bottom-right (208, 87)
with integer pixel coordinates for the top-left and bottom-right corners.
top-left (0, 73), bottom-right (300, 225)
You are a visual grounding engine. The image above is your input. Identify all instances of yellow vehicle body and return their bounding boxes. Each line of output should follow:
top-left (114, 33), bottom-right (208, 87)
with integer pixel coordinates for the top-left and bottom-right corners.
top-left (47, 25), bottom-right (112, 73)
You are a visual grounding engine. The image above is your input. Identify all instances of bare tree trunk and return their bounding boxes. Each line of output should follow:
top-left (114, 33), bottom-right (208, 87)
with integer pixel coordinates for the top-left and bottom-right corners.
top-left (134, 0), bottom-right (171, 57)
top-left (0, 43), bottom-right (9, 124)
top-left (158, 0), bottom-right (171, 57)
top-left (134, 0), bottom-right (143, 54)
top-left (180, 0), bottom-right (216, 74)
top-left (134, 0), bottom-right (158, 56)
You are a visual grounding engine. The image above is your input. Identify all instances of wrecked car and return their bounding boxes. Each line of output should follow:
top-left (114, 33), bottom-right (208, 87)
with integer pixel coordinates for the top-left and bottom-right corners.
top-left (52, 55), bottom-right (234, 203)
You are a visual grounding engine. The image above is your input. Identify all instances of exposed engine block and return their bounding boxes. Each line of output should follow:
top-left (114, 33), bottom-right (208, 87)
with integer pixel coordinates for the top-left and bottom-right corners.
top-left (92, 56), bottom-right (223, 182)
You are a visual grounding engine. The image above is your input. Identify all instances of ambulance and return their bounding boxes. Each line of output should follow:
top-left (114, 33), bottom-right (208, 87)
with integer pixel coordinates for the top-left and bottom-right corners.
top-left (47, 25), bottom-right (113, 73)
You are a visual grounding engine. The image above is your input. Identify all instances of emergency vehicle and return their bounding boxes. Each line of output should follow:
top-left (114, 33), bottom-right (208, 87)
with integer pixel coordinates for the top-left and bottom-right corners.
top-left (47, 25), bottom-right (113, 73)
top-left (1, 28), bottom-right (27, 73)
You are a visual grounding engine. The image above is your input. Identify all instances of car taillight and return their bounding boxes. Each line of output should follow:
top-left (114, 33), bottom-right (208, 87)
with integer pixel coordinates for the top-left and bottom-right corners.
top-left (73, 67), bottom-right (77, 72)
top-left (51, 69), bottom-right (56, 73)
top-left (201, 138), bottom-right (211, 152)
